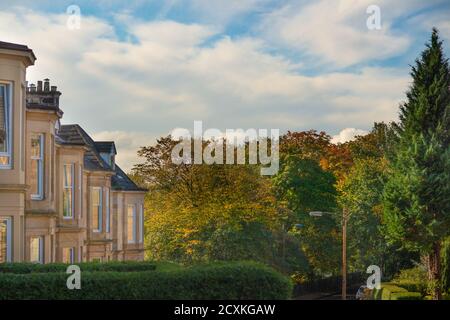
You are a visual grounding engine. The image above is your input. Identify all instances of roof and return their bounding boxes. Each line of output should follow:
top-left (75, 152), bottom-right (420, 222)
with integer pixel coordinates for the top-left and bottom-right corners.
top-left (0, 40), bottom-right (36, 62)
top-left (112, 165), bottom-right (147, 191)
top-left (57, 124), bottom-right (145, 191)
top-left (94, 141), bottom-right (117, 154)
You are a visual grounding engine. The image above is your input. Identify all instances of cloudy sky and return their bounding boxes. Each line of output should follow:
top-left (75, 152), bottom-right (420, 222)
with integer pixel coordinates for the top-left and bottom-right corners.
top-left (1, 0), bottom-right (449, 170)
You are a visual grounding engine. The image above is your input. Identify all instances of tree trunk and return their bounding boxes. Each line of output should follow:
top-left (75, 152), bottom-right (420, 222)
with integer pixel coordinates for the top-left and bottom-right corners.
top-left (427, 242), bottom-right (442, 300)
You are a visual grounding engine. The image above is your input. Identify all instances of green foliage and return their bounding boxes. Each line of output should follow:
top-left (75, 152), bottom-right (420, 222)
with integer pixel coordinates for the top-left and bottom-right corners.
top-left (372, 283), bottom-right (408, 300)
top-left (0, 261), bottom-right (292, 300)
top-left (392, 266), bottom-right (428, 295)
top-left (441, 237), bottom-right (450, 291)
top-left (0, 261), bottom-right (156, 274)
top-left (383, 28), bottom-right (450, 252)
top-left (273, 156), bottom-right (339, 275)
top-left (390, 292), bottom-right (423, 300)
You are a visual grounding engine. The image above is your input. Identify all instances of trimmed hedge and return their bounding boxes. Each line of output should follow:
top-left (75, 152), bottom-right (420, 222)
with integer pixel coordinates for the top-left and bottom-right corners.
top-left (390, 292), bottom-right (422, 300)
top-left (0, 261), bottom-right (156, 274)
top-left (372, 283), bottom-right (407, 300)
top-left (0, 261), bottom-right (292, 300)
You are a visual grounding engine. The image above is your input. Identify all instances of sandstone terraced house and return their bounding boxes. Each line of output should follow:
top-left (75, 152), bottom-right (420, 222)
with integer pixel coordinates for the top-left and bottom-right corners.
top-left (0, 41), bottom-right (146, 264)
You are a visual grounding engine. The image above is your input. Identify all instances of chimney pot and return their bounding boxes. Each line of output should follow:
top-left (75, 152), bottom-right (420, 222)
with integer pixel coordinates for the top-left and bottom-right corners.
top-left (51, 86), bottom-right (57, 92)
top-left (37, 81), bottom-right (42, 92)
top-left (43, 79), bottom-right (50, 92)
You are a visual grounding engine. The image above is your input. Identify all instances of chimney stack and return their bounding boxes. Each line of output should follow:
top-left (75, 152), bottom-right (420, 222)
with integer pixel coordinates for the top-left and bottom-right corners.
top-left (26, 78), bottom-right (62, 111)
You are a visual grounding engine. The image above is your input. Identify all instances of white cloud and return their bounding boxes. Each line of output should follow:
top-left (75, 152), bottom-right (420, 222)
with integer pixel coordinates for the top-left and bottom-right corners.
top-left (331, 128), bottom-right (368, 144)
top-left (0, 7), bottom-right (411, 167)
top-left (260, 0), bottom-right (440, 68)
top-left (92, 131), bottom-right (156, 172)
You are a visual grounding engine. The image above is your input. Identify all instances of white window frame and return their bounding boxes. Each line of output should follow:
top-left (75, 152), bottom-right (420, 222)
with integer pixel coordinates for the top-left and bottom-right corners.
top-left (30, 134), bottom-right (44, 200)
top-left (63, 164), bottom-right (74, 219)
top-left (127, 204), bottom-right (136, 244)
top-left (92, 187), bottom-right (103, 233)
top-left (105, 187), bottom-right (110, 233)
top-left (30, 236), bottom-right (44, 264)
top-left (0, 217), bottom-right (12, 263)
top-left (139, 204), bottom-right (144, 243)
top-left (0, 83), bottom-right (12, 169)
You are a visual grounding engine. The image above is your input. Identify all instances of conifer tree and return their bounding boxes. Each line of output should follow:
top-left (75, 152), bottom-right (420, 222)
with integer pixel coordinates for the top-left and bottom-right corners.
top-left (383, 28), bottom-right (450, 299)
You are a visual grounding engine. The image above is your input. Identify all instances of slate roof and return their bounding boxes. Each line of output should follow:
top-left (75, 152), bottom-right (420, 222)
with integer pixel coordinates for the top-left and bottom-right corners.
top-left (0, 40), bottom-right (36, 60)
top-left (58, 124), bottom-right (146, 191)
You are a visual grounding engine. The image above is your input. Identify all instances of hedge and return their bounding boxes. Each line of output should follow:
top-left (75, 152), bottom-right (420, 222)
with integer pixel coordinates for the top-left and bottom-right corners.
top-left (0, 261), bottom-right (292, 300)
top-left (372, 283), bottom-right (408, 300)
top-left (0, 261), bottom-right (156, 274)
top-left (390, 292), bottom-right (422, 300)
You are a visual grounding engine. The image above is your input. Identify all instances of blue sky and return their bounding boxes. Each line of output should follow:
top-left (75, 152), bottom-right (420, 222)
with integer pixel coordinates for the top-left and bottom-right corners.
top-left (0, 0), bottom-right (449, 170)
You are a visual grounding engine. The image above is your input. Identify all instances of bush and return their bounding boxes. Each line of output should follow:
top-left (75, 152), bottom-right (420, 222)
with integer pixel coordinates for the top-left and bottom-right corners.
top-left (390, 292), bottom-right (422, 300)
top-left (392, 266), bottom-right (428, 295)
top-left (0, 261), bottom-right (156, 274)
top-left (372, 283), bottom-right (407, 300)
top-left (0, 261), bottom-right (292, 300)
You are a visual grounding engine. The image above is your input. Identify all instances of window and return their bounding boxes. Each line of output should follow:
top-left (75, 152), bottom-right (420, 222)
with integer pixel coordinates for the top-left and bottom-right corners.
top-left (63, 164), bottom-right (74, 218)
top-left (127, 205), bottom-right (136, 244)
top-left (0, 217), bottom-right (12, 263)
top-left (30, 134), bottom-right (44, 200)
top-left (62, 247), bottom-right (75, 264)
top-left (139, 204), bottom-right (144, 243)
top-left (78, 164), bottom-right (82, 218)
top-left (105, 188), bottom-right (110, 233)
top-left (91, 187), bottom-right (102, 232)
top-left (0, 83), bottom-right (12, 168)
top-left (30, 236), bottom-right (44, 264)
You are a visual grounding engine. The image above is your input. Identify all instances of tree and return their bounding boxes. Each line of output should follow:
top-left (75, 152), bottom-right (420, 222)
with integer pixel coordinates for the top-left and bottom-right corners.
top-left (383, 28), bottom-right (450, 299)
top-left (132, 136), bottom-right (310, 272)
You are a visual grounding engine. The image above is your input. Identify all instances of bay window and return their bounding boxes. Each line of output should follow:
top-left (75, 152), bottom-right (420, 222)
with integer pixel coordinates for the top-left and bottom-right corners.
top-left (91, 187), bottom-right (102, 232)
top-left (63, 164), bottom-right (74, 218)
top-left (0, 217), bottom-right (11, 263)
top-left (30, 134), bottom-right (44, 200)
top-left (0, 83), bottom-right (12, 168)
top-left (127, 204), bottom-right (136, 244)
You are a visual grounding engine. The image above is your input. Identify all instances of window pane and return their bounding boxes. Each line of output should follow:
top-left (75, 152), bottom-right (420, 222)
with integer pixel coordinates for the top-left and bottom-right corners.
top-left (31, 136), bottom-right (41, 157)
top-left (62, 247), bottom-right (74, 263)
top-left (30, 237), bottom-right (43, 263)
top-left (0, 86), bottom-right (6, 153)
top-left (63, 189), bottom-right (72, 217)
top-left (105, 188), bottom-right (110, 233)
top-left (64, 164), bottom-right (72, 187)
top-left (30, 159), bottom-right (38, 195)
top-left (127, 205), bottom-right (135, 243)
top-left (91, 188), bottom-right (102, 231)
top-left (0, 218), bottom-right (10, 263)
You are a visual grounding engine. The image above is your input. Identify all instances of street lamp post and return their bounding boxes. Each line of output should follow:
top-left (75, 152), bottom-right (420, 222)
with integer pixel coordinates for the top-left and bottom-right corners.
top-left (309, 208), bottom-right (349, 300)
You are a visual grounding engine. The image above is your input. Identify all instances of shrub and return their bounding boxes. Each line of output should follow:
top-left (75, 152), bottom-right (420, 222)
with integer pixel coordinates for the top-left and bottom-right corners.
top-left (0, 261), bottom-right (156, 274)
top-left (392, 266), bottom-right (428, 295)
top-left (372, 283), bottom-right (407, 300)
top-left (0, 261), bottom-right (292, 300)
top-left (390, 292), bottom-right (422, 300)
